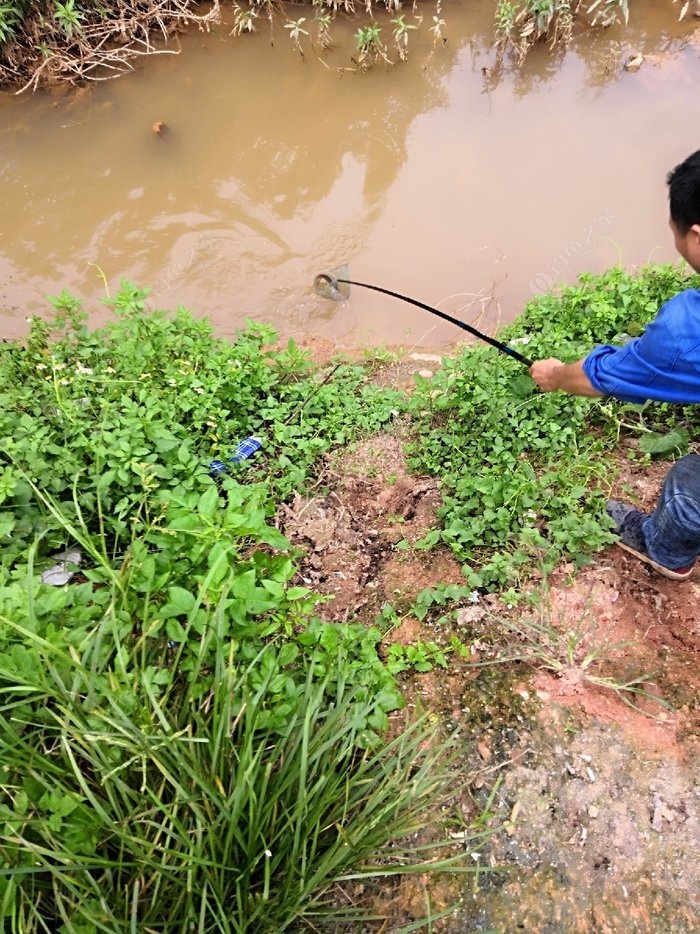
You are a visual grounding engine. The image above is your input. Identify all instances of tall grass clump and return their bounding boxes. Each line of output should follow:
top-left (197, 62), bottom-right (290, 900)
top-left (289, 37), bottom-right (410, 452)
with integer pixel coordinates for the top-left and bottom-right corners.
top-left (0, 555), bottom-right (476, 931)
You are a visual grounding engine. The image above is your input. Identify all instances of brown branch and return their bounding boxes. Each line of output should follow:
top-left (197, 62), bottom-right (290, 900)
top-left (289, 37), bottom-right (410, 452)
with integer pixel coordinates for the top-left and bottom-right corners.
top-left (1, 0), bottom-right (221, 93)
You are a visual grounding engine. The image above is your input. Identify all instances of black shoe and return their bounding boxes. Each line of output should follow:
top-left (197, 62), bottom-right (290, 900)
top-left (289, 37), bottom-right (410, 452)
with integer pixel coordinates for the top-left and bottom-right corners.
top-left (605, 500), bottom-right (694, 581)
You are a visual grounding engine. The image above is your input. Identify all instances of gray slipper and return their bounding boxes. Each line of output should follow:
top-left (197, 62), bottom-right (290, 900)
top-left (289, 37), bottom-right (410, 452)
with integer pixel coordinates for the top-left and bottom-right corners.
top-left (606, 500), bottom-right (694, 581)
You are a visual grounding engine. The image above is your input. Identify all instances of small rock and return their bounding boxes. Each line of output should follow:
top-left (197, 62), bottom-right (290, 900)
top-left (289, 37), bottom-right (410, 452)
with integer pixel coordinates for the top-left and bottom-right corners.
top-left (624, 53), bottom-right (644, 73)
top-left (650, 795), bottom-right (681, 833)
top-left (476, 740), bottom-right (493, 762)
top-left (456, 605), bottom-right (486, 625)
top-left (41, 547), bottom-right (82, 586)
top-left (588, 805), bottom-right (600, 819)
top-left (417, 369), bottom-right (434, 379)
top-left (409, 352), bottom-right (442, 363)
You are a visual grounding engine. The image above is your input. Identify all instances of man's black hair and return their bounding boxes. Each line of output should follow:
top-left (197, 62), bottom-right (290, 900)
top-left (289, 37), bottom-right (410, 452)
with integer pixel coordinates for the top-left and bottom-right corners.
top-left (667, 150), bottom-right (700, 234)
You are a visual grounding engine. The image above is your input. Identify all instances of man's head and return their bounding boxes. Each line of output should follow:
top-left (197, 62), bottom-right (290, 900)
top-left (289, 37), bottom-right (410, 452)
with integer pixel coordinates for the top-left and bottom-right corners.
top-left (668, 150), bottom-right (700, 273)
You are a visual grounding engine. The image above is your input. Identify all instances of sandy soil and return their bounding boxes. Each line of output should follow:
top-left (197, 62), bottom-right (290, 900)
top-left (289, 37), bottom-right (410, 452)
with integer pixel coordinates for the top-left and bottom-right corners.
top-left (278, 363), bottom-right (699, 933)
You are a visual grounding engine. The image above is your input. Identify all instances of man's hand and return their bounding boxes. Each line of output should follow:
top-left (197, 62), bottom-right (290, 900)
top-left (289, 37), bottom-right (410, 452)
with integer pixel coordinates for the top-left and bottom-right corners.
top-left (530, 358), bottom-right (565, 392)
top-left (529, 358), bottom-right (603, 397)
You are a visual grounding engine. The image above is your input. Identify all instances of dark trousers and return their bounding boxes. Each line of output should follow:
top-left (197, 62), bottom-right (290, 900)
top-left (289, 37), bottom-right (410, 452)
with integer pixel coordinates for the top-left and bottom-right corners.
top-left (643, 453), bottom-right (700, 569)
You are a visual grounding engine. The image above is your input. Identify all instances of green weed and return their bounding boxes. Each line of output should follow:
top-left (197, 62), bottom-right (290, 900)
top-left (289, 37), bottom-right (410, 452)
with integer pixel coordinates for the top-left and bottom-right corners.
top-left (0, 0), bottom-right (23, 43)
top-left (53, 0), bottom-right (83, 38)
top-left (355, 21), bottom-right (389, 66)
top-left (0, 282), bottom-right (402, 574)
top-left (0, 286), bottom-right (493, 930)
top-left (407, 264), bottom-right (700, 590)
top-left (385, 640), bottom-right (450, 674)
top-left (0, 604), bottom-right (477, 930)
top-left (494, 584), bottom-right (671, 715)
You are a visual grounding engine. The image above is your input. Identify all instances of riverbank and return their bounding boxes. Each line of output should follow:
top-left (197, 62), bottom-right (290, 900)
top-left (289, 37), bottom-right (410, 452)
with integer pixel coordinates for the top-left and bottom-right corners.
top-left (1, 0), bottom-right (682, 93)
top-left (0, 0), bottom-right (221, 93)
top-left (1, 262), bottom-right (698, 930)
top-left (307, 429), bottom-right (700, 931)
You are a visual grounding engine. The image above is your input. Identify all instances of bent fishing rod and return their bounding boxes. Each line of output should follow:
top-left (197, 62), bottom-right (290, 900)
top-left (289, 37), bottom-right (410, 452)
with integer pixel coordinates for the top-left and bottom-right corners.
top-left (313, 266), bottom-right (533, 368)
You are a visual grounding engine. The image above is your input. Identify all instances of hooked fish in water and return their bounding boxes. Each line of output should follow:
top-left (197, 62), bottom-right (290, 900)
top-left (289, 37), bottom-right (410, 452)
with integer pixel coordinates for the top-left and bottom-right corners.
top-left (313, 273), bottom-right (345, 302)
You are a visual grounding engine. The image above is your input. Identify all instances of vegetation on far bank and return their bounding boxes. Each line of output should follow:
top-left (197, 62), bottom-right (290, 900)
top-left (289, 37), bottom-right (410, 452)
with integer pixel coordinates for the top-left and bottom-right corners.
top-left (0, 0), bottom-right (676, 93)
top-left (1, 262), bottom-right (699, 929)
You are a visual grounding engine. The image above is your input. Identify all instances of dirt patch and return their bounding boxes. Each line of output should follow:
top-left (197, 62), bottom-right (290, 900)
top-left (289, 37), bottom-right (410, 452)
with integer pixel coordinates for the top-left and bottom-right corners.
top-left (443, 551), bottom-right (699, 932)
top-left (284, 426), bottom-right (700, 933)
top-left (530, 554), bottom-right (699, 759)
top-left (279, 431), bottom-right (464, 622)
top-left (456, 720), bottom-right (700, 934)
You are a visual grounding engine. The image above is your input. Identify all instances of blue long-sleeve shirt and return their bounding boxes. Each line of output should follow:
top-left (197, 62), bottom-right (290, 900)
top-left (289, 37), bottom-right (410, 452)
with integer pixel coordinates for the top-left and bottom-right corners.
top-left (582, 288), bottom-right (700, 404)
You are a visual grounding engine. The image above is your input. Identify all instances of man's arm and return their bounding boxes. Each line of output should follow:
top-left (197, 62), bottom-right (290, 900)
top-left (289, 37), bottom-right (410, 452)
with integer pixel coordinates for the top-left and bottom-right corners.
top-left (530, 358), bottom-right (603, 397)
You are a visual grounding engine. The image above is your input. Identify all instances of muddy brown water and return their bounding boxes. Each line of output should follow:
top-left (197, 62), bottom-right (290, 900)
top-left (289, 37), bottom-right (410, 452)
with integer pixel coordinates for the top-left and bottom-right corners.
top-left (1, 2), bottom-right (699, 346)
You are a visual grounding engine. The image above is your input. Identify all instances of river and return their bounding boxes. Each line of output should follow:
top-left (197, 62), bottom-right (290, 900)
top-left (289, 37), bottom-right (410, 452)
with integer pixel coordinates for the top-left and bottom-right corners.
top-left (1, 1), bottom-right (699, 346)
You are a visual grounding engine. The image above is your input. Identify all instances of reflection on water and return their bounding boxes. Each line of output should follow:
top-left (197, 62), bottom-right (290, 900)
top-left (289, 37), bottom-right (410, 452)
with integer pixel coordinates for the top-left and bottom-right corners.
top-left (0, 2), bottom-right (699, 346)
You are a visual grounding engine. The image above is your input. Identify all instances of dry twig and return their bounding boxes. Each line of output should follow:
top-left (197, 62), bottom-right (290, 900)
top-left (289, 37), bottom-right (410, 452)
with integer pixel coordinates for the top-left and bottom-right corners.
top-left (1, 0), bottom-right (221, 93)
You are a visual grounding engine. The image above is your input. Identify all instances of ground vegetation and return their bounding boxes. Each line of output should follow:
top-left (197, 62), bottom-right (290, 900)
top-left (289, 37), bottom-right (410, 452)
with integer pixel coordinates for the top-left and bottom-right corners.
top-left (1, 263), bottom-right (698, 930)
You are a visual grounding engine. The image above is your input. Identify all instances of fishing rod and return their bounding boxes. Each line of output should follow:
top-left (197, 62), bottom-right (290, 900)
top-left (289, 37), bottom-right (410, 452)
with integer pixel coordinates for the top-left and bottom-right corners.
top-left (313, 265), bottom-right (533, 368)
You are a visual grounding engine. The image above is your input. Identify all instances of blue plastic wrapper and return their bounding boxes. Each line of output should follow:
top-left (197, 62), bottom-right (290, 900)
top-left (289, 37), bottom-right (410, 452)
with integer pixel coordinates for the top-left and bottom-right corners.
top-left (209, 436), bottom-right (263, 477)
top-left (230, 436), bottom-right (263, 462)
top-left (209, 459), bottom-right (228, 478)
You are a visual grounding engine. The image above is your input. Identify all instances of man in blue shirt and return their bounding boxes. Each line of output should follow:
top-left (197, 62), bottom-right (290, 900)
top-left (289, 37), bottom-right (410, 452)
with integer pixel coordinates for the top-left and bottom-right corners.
top-left (530, 150), bottom-right (700, 581)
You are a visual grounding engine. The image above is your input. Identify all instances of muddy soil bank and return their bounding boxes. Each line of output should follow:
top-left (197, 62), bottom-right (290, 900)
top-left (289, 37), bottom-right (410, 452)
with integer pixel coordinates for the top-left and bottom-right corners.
top-left (278, 353), bottom-right (699, 932)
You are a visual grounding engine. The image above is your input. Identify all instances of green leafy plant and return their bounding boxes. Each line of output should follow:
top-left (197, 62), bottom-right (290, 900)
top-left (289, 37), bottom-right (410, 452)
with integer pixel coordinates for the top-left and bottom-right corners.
top-left (385, 640), bottom-right (450, 674)
top-left (355, 21), bottom-right (388, 66)
top-left (495, 0), bottom-right (518, 37)
top-left (391, 13), bottom-right (417, 60)
top-left (0, 0), bottom-right (23, 43)
top-left (53, 0), bottom-right (83, 38)
top-left (637, 427), bottom-right (690, 457)
top-left (410, 583), bottom-right (481, 621)
top-left (407, 263), bottom-right (700, 590)
top-left (0, 283), bottom-right (403, 574)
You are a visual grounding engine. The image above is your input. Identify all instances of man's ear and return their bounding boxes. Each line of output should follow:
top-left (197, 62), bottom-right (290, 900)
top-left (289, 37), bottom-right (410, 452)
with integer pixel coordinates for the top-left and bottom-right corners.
top-left (690, 224), bottom-right (700, 244)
